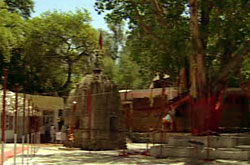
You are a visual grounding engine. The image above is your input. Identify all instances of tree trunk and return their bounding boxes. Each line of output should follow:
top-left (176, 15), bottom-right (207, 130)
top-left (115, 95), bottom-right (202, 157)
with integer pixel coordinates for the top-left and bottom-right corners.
top-left (63, 62), bottom-right (72, 89)
top-left (189, 53), bottom-right (197, 97)
top-left (189, 0), bottom-right (207, 98)
top-left (179, 67), bottom-right (188, 94)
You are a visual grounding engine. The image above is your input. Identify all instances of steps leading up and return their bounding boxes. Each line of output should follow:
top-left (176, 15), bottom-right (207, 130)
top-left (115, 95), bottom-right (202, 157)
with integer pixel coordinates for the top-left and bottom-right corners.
top-left (150, 145), bottom-right (250, 160)
top-left (149, 134), bottom-right (250, 161)
top-left (168, 135), bottom-right (237, 148)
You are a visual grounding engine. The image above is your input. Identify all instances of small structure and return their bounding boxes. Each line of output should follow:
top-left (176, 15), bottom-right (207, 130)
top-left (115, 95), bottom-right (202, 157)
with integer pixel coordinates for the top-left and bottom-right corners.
top-left (30, 95), bottom-right (64, 142)
top-left (0, 91), bottom-right (29, 142)
top-left (64, 51), bottom-right (126, 150)
top-left (0, 91), bottom-right (64, 142)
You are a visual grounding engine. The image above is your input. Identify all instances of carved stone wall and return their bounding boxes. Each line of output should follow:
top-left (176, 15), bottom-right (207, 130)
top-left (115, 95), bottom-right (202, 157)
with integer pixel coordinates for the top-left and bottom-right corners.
top-left (64, 73), bottom-right (126, 150)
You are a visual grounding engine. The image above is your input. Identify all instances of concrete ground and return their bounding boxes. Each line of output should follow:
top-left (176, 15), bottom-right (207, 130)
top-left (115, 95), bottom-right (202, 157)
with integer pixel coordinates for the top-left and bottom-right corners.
top-left (0, 143), bottom-right (22, 151)
top-left (4, 143), bottom-right (250, 165)
top-left (0, 143), bottom-right (26, 162)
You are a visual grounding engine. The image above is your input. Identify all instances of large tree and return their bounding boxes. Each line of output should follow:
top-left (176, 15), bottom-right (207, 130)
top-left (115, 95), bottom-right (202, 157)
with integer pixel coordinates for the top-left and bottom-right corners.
top-left (16, 10), bottom-right (98, 94)
top-left (95, 0), bottom-right (250, 97)
top-left (0, 1), bottom-right (25, 82)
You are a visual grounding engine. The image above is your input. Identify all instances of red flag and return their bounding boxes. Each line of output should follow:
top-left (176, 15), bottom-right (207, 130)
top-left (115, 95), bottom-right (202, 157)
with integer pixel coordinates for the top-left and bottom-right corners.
top-left (99, 32), bottom-right (103, 50)
top-left (215, 84), bottom-right (225, 111)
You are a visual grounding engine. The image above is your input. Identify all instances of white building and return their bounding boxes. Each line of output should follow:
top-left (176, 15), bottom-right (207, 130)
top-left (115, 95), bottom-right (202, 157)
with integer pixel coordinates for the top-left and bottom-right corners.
top-left (0, 91), bottom-right (64, 142)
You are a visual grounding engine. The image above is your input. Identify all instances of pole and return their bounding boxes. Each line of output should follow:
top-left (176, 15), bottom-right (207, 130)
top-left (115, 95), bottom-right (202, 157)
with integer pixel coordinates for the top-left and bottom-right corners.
top-left (14, 84), bottom-right (18, 165)
top-left (22, 94), bottom-right (26, 165)
top-left (1, 69), bottom-right (8, 165)
top-left (31, 103), bottom-right (34, 157)
top-left (31, 103), bottom-right (35, 157)
top-left (69, 101), bottom-right (77, 146)
top-left (36, 109), bottom-right (40, 153)
top-left (34, 109), bottom-right (37, 154)
top-left (27, 100), bottom-right (30, 165)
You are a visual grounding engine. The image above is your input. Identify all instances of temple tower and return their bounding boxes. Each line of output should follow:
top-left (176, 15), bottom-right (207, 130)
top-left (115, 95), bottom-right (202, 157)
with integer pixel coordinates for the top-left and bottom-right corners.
top-left (64, 50), bottom-right (126, 150)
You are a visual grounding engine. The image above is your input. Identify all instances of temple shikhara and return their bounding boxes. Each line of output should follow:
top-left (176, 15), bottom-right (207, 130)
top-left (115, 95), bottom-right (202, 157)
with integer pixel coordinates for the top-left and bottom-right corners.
top-left (64, 50), bottom-right (126, 150)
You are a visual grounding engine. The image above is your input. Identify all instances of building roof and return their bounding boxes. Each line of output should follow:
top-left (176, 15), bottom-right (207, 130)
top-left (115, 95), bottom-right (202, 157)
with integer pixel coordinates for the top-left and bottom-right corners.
top-left (28, 95), bottom-right (64, 111)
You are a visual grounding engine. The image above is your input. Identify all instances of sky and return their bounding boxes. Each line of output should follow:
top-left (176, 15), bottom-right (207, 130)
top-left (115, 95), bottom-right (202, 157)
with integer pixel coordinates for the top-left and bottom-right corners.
top-left (32, 0), bottom-right (108, 30)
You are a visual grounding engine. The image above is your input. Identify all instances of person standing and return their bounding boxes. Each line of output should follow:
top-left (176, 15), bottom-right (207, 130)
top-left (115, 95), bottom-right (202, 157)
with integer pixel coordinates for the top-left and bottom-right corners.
top-left (50, 125), bottom-right (55, 143)
top-left (40, 125), bottom-right (45, 143)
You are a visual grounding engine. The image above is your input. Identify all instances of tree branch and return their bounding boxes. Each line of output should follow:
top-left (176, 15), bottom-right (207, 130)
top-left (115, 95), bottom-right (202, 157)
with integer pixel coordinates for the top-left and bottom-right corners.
top-left (149, 0), bottom-right (169, 27)
top-left (190, 0), bottom-right (204, 55)
top-left (212, 41), bottom-right (250, 89)
top-left (129, 0), bottom-right (162, 41)
top-left (200, 0), bottom-right (214, 50)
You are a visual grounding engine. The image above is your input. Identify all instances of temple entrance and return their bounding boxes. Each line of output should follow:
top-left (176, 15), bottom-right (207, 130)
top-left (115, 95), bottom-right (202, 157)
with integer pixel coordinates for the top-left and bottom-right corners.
top-left (42, 111), bottom-right (54, 143)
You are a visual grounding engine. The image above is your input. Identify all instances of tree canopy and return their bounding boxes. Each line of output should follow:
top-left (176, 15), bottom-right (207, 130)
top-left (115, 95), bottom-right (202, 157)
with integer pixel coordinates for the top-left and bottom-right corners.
top-left (3, 0), bottom-right (34, 18)
top-left (95, 0), bottom-right (250, 95)
top-left (20, 10), bottom-right (98, 94)
top-left (0, 4), bottom-right (99, 95)
top-left (0, 1), bottom-right (25, 79)
top-left (1, 0), bottom-right (250, 99)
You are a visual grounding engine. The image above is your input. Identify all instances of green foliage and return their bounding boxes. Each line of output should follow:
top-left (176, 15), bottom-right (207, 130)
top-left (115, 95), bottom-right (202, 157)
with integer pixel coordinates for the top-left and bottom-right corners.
top-left (114, 54), bottom-right (142, 89)
top-left (96, 0), bottom-right (250, 90)
top-left (5, 9), bottom-right (98, 94)
top-left (4, 0), bottom-right (34, 18)
top-left (95, 0), bottom-right (190, 83)
top-left (102, 55), bottom-right (115, 78)
top-left (22, 9), bottom-right (98, 93)
top-left (206, 0), bottom-right (250, 80)
top-left (103, 53), bottom-right (142, 89)
top-left (0, 1), bottom-right (24, 63)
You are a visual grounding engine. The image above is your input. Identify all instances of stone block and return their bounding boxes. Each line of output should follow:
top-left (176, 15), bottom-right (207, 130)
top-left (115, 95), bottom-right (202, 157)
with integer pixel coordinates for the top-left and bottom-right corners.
top-left (150, 145), bottom-right (194, 158)
top-left (236, 145), bottom-right (250, 157)
top-left (150, 145), bottom-right (249, 161)
top-left (216, 148), bottom-right (249, 161)
top-left (207, 136), bottom-right (237, 148)
top-left (168, 136), bottom-right (190, 146)
top-left (150, 133), bottom-right (169, 144)
top-left (168, 135), bottom-right (237, 148)
top-left (236, 137), bottom-right (250, 145)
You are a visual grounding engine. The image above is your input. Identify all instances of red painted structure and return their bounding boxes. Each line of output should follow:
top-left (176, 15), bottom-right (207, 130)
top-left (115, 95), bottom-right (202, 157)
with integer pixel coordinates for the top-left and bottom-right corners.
top-left (121, 88), bottom-right (249, 133)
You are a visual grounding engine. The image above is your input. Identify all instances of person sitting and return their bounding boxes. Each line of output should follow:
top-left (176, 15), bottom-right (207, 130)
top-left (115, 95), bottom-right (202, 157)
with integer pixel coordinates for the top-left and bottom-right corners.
top-left (162, 113), bottom-right (173, 130)
top-left (168, 108), bottom-right (176, 131)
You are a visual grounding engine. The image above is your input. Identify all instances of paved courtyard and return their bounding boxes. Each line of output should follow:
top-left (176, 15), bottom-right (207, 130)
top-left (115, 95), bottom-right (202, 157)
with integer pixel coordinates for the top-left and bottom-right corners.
top-left (3, 143), bottom-right (250, 165)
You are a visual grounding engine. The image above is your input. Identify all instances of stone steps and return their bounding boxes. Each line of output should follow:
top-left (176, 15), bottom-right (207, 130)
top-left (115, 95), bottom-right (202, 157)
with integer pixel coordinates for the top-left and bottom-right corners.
top-left (236, 137), bottom-right (250, 145)
top-left (149, 134), bottom-right (250, 160)
top-left (168, 135), bottom-right (238, 148)
top-left (150, 145), bottom-right (250, 160)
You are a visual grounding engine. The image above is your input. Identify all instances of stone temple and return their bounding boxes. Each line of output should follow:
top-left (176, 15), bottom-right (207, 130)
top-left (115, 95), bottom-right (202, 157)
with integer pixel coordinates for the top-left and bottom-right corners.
top-left (64, 52), bottom-right (126, 150)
